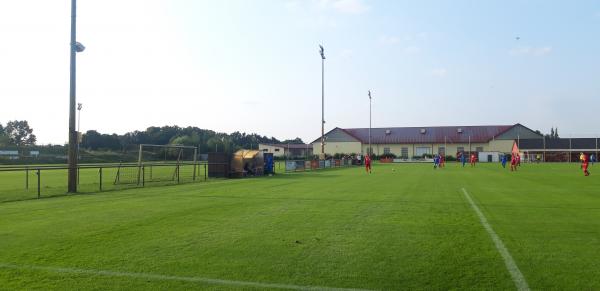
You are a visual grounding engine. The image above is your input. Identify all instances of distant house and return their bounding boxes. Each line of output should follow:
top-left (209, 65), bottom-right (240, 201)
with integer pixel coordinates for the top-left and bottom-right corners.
top-left (258, 143), bottom-right (313, 158)
top-left (310, 124), bottom-right (542, 157)
top-left (0, 150), bottom-right (19, 160)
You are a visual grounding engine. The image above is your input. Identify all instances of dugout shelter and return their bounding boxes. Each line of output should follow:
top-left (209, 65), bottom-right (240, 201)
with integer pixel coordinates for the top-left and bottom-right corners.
top-left (230, 150), bottom-right (264, 178)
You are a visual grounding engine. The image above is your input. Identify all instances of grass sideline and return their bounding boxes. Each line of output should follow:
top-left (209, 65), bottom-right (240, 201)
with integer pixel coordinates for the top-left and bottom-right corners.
top-left (1, 162), bottom-right (599, 290)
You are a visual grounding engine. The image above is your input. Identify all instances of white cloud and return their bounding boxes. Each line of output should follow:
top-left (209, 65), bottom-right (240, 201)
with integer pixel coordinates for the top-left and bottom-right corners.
top-left (379, 35), bottom-right (400, 45)
top-left (403, 46), bottom-right (420, 54)
top-left (509, 46), bottom-right (553, 56)
top-left (331, 0), bottom-right (370, 14)
top-left (533, 46), bottom-right (552, 56)
top-left (431, 68), bottom-right (448, 77)
top-left (416, 32), bottom-right (428, 40)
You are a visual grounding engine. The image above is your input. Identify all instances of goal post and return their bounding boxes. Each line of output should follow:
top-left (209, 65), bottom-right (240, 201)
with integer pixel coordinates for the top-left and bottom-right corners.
top-left (113, 144), bottom-right (198, 186)
top-left (138, 144), bottom-right (198, 184)
top-left (137, 144), bottom-right (198, 165)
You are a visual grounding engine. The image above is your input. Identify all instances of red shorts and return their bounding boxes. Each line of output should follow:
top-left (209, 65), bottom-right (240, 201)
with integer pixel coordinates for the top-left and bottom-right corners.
top-left (583, 163), bottom-right (589, 171)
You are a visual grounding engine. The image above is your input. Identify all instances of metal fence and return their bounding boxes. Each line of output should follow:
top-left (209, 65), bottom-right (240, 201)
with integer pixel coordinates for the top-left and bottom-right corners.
top-left (284, 158), bottom-right (354, 172)
top-left (0, 159), bottom-right (358, 203)
top-left (0, 162), bottom-right (226, 203)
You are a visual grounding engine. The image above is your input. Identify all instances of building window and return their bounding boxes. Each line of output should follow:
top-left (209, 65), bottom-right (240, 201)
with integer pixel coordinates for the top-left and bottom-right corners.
top-left (476, 147), bottom-right (484, 152)
top-left (383, 147), bottom-right (391, 154)
top-left (415, 147), bottom-right (432, 157)
top-left (401, 147), bottom-right (408, 158)
top-left (438, 147), bottom-right (445, 155)
top-left (274, 149), bottom-right (280, 152)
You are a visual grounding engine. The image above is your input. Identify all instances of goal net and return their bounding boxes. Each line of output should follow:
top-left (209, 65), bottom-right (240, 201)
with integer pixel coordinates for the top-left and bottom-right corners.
top-left (114, 144), bottom-right (198, 185)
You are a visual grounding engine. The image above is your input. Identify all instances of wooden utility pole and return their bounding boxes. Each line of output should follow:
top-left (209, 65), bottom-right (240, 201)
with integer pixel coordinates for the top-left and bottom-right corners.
top-left (67, 0), bottom-right (80, 193)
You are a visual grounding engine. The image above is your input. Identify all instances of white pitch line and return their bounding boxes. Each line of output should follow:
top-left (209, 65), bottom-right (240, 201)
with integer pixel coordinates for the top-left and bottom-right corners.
top-left (461, 188), bottom-right (530, 291)
top-left (0, 263), bottom-right (374, 291)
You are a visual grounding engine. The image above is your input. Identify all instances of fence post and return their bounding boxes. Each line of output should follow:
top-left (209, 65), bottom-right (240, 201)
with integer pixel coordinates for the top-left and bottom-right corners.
top-left (193, 163), bottom-right (197, 181)
top-left (36, 168), bottom-right (40, 199)
top-left (25, 167), bottom-right (29, 190)
top-left (77, 167), bottom-right (80, 185)
top-left (177, 164), bottom-right (180, 184)
top-left (204, 163), bottom-right (207, 181)
top-left (142, 165), bottom-right (145, 187)
top-left (99, 167), bottom-right (103, 191)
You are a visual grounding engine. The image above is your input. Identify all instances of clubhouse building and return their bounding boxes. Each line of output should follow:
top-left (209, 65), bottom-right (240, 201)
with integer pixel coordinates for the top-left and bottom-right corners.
top-left (258, 143), bottom-right (313, 159)
top-left (311, 124), bottom-right (542, 158)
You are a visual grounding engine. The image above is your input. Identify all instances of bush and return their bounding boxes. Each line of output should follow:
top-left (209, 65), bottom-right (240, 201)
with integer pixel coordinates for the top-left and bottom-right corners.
top-left (379, 153), bottom-right (397, 159)
top-left (445, 155), bottom-right (457, 161)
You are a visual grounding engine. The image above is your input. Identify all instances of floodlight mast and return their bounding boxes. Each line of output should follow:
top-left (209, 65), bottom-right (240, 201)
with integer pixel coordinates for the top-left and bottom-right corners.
top-left (319, 45), bottom-right (325, 159)
top-left (68, 0), bottom-right (83, 193)
top-left (368, 90), bottom-right (372, 156)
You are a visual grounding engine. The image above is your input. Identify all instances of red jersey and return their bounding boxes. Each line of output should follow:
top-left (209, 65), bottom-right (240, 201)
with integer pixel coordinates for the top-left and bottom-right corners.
top-left (582, 154), bottom-right (589, 165)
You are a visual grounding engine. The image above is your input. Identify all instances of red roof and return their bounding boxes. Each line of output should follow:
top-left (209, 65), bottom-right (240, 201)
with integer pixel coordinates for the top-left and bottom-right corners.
top-left (341, 125), bottom-right (514, 144)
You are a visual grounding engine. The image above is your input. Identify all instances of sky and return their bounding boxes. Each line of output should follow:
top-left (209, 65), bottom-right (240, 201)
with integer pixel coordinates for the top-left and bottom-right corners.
top-left (1, 0), bottom-right (599, 144)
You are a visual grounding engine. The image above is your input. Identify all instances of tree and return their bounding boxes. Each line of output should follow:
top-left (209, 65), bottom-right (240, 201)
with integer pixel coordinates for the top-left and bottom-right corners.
top-left (282, 137), bottom-right (305, 144)
top-left (5, 120), bottom-right (37, 149)
top-left (170, 133), bottom-right (200, 146)
top-left (81, 130), bottom-right (121, 151)
top-left (0, 123), bottom-right (9, 146)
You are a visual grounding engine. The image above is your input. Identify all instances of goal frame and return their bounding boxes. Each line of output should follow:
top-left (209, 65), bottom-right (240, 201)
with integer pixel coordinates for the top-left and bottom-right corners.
top-left (136, 144), bottom-right (198, 185)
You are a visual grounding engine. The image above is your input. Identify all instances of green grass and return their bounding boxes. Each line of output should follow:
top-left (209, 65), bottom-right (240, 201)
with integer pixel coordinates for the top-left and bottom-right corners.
top-left (0, 164), bottom-right (209, 202)
top-left (1, 162), bottom-right (599, 290)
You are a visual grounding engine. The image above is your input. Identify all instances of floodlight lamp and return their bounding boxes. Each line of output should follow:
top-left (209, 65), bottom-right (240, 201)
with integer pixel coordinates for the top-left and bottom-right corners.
top-left (319, 45), bottom-right (325, 59)
top-left (74, 42), bottom-right (85, 53)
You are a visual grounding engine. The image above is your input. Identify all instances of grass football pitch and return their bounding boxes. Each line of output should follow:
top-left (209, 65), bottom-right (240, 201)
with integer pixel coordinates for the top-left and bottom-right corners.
top-left (1, 162), bottom-right (599, 290)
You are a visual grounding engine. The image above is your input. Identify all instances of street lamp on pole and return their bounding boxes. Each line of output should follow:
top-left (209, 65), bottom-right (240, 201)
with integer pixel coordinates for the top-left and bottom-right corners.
top-left (368, 90), bottom-right (372, 156)
top-left (319, 44), bottom-right (326, 159)
top-left (68, 0), bottom-right (85, 193)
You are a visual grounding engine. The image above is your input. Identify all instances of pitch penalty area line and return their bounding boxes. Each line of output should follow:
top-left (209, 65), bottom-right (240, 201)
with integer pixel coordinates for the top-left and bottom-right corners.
top-left (0, 263), bottom-right (373, 291)
top-left (461, 188), bottom-right (530, 291)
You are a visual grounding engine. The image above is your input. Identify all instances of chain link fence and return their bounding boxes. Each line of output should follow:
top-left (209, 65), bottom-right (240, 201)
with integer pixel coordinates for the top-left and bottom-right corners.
top-left (0, 162), bottom-right (225, 203)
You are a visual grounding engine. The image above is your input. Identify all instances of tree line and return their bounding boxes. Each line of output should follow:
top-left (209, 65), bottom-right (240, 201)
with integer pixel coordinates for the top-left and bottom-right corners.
top-left (81, 126), bottom-right (304, 153)
top-left (0, 120), bottom-right (37, 150)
